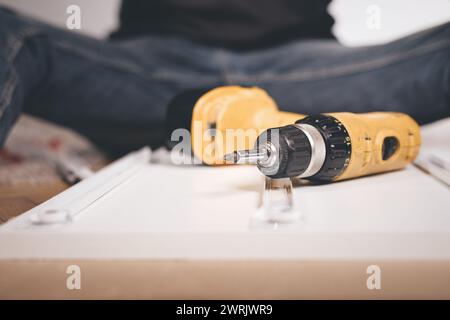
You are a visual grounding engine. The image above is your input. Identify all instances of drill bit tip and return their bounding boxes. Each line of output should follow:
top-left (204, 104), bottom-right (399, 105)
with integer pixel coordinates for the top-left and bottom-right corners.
top-left (223, 152), bottom-right (239, 164)
top-left (224, 148), bottom-right (269, 165)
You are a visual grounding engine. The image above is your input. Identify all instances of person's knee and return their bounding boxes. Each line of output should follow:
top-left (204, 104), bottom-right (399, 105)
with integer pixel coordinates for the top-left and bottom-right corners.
top-left (0, 6), bottom-right (23, 38)
top-left (0, 8), bottom-right (48, 66)
top-left (0, 6), bottom-right (39, 38)
top-left (0, 5), bottom-right (19, 24)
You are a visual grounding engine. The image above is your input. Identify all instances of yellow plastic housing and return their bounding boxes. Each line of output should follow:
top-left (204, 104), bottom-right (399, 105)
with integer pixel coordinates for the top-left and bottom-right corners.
top-left (329, 112), bottom-right (421, 181)
top-left (191, 86), bottom-right (303, 165)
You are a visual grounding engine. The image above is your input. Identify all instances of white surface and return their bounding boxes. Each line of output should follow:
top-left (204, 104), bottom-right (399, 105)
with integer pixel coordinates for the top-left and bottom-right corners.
top-left (330, 0), bottom-right (450, 46)
top-left (30, 147), bottom-right (151, 224)
top-left (0, 0), bottom-right (120, 38)
top-left (0, 159), bottom-right (449, 260)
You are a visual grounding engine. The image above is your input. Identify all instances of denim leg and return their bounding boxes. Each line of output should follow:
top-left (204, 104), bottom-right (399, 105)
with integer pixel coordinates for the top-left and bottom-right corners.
top-left (0, 7), bottom-right (51, 147)
top-left (231, 22), bottom-right (450, 124)
top-left (0, 8), bottom-right (223, 154)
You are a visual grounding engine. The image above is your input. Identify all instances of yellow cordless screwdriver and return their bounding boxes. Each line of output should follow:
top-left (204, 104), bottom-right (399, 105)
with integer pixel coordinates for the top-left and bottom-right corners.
top-left (223, 111), bottom-right (421, 182)
top-left (166, 86), bottom-right (421, 182)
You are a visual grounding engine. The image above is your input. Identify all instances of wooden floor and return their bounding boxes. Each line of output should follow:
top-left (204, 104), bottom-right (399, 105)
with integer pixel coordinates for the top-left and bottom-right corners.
top-left (0, 181), bottom-right (68, 224)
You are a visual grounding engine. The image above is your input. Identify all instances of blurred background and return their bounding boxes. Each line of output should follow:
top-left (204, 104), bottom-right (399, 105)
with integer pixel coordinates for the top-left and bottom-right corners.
top-left (0, 0), bottom-right (449, 45)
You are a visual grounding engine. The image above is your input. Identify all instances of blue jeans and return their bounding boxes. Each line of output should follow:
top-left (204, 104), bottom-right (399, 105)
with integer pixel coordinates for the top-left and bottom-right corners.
top-left (0, 7), bottom-right (449, 154)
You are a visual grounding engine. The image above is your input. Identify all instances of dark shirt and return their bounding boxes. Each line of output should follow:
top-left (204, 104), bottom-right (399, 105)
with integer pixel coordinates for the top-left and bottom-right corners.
top-left (111, 0), bottom-right (335, 50)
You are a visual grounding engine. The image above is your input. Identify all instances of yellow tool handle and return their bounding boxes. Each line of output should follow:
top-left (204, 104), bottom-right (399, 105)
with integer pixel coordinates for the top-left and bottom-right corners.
top-left (330, 112), bottom-right (421, 180)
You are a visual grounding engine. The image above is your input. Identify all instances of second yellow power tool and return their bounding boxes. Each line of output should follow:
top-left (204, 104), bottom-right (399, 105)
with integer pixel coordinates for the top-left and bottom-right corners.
top-left (168, 86), bottom-right (421, 182)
